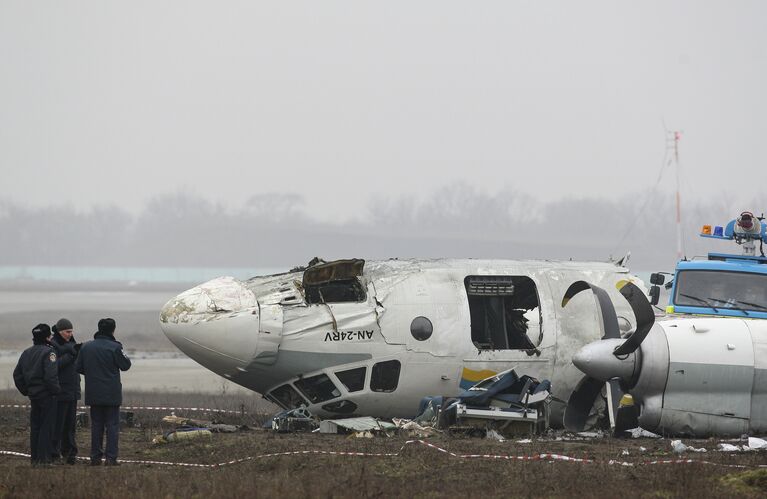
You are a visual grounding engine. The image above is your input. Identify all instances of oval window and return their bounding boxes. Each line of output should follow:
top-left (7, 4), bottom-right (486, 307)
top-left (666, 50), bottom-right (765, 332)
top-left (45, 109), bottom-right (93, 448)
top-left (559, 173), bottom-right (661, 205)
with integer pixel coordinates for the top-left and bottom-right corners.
top-left (410, 316), bottom-right (433, 341)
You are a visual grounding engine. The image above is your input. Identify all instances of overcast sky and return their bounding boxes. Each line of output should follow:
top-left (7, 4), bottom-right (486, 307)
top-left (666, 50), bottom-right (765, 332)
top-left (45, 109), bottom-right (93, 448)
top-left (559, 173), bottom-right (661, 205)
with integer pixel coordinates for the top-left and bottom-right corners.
top-left (1, 1), bottom-right (765, 222)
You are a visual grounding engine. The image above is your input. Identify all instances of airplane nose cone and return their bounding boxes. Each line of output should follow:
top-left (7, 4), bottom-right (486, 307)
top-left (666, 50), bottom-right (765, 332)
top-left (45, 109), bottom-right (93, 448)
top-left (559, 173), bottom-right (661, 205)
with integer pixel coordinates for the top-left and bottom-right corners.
top-left (572, 338), bottom-right (637, 382)
top-left (160, 276), bottom-right (260, 374)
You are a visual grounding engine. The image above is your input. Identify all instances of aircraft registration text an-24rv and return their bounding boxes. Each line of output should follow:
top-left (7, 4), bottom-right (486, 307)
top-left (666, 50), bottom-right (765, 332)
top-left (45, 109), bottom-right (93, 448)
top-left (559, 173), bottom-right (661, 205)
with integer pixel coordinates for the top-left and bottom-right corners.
top-left (159, 258), bottom-right (642, 427)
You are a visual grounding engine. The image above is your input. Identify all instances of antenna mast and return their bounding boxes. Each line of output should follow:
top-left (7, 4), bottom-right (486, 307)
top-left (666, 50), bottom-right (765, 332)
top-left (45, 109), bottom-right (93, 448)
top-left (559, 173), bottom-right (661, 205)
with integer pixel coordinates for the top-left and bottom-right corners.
top-left (668, 131), bottom-right (684, 259)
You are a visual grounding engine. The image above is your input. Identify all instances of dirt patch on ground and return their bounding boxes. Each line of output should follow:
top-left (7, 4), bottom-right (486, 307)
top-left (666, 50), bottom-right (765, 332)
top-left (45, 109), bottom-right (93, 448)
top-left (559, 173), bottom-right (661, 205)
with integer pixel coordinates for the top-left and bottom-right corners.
top-left (1, 393), bottom-right (766, 498)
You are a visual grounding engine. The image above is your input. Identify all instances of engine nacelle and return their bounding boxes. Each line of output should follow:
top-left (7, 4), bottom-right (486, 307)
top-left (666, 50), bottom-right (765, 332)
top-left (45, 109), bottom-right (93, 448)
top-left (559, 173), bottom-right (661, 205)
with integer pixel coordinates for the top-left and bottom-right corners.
top-left (632, 318), bottom-right (767, 437)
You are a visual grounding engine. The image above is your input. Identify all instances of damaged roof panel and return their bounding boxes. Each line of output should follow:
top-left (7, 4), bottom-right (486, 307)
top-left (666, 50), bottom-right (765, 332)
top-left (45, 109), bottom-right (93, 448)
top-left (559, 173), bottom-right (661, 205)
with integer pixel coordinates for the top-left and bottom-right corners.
top-left (303, 259), bottom-right (365, 286)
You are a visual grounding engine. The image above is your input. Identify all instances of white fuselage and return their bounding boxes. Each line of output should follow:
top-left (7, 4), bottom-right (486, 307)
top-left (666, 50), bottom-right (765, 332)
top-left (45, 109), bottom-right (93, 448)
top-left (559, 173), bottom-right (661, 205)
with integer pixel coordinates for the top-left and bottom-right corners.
top-left (159, 259), bottom-right (641, 424)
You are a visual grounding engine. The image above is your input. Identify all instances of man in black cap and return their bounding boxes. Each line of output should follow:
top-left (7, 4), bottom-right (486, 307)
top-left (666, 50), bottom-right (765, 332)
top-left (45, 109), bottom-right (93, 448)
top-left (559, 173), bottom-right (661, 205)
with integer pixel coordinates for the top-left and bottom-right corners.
top-left (50, 318), bottom-right (81, 464)
top-left (13, 324), bottom-right (61, 465)
top-left (75, 318), bottom-right (131, 466)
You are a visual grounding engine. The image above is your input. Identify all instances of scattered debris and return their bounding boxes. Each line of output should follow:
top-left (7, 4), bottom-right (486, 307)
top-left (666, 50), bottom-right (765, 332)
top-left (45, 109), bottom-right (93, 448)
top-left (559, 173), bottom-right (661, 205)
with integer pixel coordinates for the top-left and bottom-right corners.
top-left (671, 440), bottom-right (707, 454)
top-left (576, 431), bottom-right (604, 439)
top-left (716, 437), bottom-right (767, 452)
top-left (485, 429), bottom-right (506, 442)
top-left (209, 423), bottom-right (238, 433)
top-left (153, 427), bottom-right (213, 444)
top-left (413, 398), bottom-right (439, 426)
top-left (319, 417), bottom-right (396, 435)
top-left (163, 414), bottom-right (209, 427)
top-left (626, 427), bottom-right (661, 439)
top-left (423, 368), bottom-right (551, 437)
top-left (621, 449), bottom-right (630, 456)
top-left (348, 431), bottom-right (374, 439)
top-left (162, 414), bottom-right (241, 433)
top-left (516, 438), bottom-right (532, 444)
top-left (270, 407), bottom-right (318, 433)
top-left (718, 443), bottom-right (743, 452)
top-left (392, 418), bottom-right (439, 438)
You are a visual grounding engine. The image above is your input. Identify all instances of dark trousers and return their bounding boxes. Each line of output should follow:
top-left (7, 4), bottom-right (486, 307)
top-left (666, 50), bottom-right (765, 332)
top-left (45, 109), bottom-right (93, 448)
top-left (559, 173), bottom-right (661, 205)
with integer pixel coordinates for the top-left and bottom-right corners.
top-left (30, 396), bottom-right (57, 464)
top-left (90, 405), bottom-right (120, 463)
top-left (52, 399), bottom-right (78, 460)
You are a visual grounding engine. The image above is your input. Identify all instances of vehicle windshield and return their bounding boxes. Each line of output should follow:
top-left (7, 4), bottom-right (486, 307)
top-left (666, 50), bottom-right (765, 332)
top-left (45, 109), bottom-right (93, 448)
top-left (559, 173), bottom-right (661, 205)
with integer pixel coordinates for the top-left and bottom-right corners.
top-left (674, 270), bottom-right (767, 313)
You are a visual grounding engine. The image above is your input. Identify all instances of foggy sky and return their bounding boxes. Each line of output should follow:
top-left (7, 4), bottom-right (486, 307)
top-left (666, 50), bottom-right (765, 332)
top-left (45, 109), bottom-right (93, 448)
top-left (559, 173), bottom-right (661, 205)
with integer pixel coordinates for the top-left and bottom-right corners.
top-left (1, 1), bottom-right (765, 223)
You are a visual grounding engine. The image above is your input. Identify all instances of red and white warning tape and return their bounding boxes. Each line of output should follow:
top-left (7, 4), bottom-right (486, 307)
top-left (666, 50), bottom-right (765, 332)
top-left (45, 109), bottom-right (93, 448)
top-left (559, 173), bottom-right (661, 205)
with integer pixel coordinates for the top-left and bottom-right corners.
top-left (0, 404), bottom-right (245, 415)
top-left (1, 440), bottom-right (765, 469)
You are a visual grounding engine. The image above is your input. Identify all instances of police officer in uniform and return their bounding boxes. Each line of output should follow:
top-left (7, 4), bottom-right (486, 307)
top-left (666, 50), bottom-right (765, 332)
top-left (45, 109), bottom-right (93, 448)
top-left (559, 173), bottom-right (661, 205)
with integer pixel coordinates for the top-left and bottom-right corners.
top-left (13, 323), bottom-right (61, 465)
top-left (51, 318), bottom-right (81, 464)
top-left (75, 318), bottom-right (131, 466)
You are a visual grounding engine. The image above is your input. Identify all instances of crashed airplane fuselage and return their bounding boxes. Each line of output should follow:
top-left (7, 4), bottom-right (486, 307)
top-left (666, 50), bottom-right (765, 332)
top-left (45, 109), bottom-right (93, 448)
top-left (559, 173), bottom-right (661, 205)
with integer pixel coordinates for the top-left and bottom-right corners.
top-left (159, 258), bottom-right (641, 426)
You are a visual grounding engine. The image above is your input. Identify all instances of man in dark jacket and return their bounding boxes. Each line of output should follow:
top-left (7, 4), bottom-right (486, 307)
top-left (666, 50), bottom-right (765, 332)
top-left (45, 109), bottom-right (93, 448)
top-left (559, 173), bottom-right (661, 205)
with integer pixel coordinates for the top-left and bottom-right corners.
top-left (13, 323), bottom-right (60, 465)
top-left (50, 318), bottom-right (81, 464)
top-left (74, 318), bottom-right (131, 466)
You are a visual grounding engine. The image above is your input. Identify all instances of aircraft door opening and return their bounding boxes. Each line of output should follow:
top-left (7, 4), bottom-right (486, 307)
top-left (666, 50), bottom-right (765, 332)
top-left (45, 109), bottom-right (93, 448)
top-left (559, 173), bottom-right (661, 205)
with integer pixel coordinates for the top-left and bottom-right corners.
top-left (464, 275), bottom-right (542, 350)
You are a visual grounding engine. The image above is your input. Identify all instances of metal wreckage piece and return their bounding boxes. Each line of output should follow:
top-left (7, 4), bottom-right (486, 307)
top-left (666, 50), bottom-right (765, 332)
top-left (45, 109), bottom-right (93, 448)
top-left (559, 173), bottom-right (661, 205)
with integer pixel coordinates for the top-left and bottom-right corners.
top-left (418, 368), bottom-right (552, 436)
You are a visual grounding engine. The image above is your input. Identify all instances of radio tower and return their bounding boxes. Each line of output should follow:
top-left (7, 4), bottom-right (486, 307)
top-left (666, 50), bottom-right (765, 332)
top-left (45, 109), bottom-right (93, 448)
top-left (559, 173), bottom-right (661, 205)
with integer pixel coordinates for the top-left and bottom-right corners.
top-left (668, 131), bottom-right (685, 259)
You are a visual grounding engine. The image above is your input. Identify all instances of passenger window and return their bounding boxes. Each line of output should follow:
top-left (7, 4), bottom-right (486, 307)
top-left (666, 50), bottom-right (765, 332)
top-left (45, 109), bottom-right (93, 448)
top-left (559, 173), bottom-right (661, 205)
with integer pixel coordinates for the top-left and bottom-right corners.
top-left (294, 373), bottom-right (341, 403)
top-left (370, 360), bottom-right (401, 392)
top-left (465, 275), bottom-right (541, 350)
top-left (268, 384), bottom-right (308, 409)
top-left (335, 367), bottom-right (366, 392)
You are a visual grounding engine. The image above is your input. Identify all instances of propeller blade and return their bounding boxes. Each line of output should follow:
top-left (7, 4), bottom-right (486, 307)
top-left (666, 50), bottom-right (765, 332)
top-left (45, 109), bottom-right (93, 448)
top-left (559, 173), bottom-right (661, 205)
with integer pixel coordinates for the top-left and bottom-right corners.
top-left (562, 281), bottom-right (620, 340)
top-left (561, 280), bottom-right (591, 307)
top-left (564, 376), bottom-right (604, 432)
top-left (606, 378), bottom-right (623, 429)
top-left (612, 280), bottom-right (655, 356)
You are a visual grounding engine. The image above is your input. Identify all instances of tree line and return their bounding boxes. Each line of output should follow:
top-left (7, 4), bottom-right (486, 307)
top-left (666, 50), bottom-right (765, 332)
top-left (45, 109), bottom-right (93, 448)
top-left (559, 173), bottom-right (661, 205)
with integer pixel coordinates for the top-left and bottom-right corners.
top-left (0, 185), bottom-right (755, 270)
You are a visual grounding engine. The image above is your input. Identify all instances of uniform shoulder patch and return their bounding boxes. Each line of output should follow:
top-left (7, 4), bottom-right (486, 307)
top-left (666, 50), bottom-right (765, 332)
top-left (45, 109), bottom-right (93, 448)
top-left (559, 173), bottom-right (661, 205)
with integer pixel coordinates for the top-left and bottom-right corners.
top-left (49, 352), bottom-right (57, 363)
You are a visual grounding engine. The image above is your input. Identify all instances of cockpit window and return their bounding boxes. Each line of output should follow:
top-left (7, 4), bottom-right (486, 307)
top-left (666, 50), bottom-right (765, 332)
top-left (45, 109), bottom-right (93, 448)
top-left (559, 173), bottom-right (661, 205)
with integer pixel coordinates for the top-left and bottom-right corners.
top-left (294, 373), bottom-right (341, 403)
top-left (674, 270), bottom-right (767, 313)
top-left (268, 384), bottom-right (308, 409)
top-left (370, 360), bottom-right (401, 392)
top-left (303, 259), bottom-right (367, 304)
top-left (335, 366), bottom-right (366, 392)
top-left (465, 275), bottom-right (542, 350)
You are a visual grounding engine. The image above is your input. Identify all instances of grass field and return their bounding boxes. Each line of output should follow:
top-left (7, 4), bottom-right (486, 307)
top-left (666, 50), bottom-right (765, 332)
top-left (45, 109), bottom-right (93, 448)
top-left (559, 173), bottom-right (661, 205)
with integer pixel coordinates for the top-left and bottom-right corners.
top-left (2, 289), bottom-right (766, 497)
top-left (1, 391), bottom-right (766, 498)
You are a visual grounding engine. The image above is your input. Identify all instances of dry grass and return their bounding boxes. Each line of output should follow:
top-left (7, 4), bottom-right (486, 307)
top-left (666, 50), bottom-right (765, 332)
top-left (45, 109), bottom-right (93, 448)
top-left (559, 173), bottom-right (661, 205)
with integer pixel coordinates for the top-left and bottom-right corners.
top-left (1, 392), bottom-right (767, 498)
